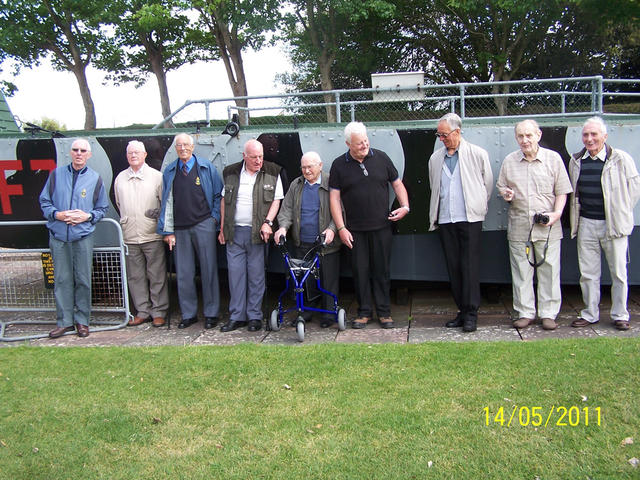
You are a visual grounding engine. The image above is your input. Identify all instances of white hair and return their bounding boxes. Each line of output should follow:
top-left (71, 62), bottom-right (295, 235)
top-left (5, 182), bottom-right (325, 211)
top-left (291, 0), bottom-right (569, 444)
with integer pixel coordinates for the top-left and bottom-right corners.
top-left (126, 140), bottom-right (146, 152)
top-left (438, 113), bottom-right (462, 131)
top-left (71, 138), bottom-right (91, 152)
top-left (344, 122), bottom-right (367, 144)
top-left (583, 116), bottom-right (607, 135)
top-left (515, 119), bottom-right (541, 134)
top-left (174, 133), bottom-right (194, 145)
top-left (301, 151), bottom-right (322, 165)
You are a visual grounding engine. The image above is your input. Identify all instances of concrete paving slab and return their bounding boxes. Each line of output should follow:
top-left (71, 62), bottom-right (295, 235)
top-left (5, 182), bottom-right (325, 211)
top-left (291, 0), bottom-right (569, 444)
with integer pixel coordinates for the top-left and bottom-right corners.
top-left (122, 326), bottom-right (203, 347)
top-left (408, 325), bottom-right (521, 343)
top-left (592, 316), bottom-right (640, 338)
top-left (262, 323), bottom-right (339, 345)
top-left (517, 322), bottom-right (600, 341)
top-left (336, 325), bottom-right (408, 344)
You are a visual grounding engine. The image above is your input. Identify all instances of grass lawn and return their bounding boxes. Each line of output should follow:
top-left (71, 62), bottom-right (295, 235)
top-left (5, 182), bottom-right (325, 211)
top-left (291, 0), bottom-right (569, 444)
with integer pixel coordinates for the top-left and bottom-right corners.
top-left (1, 337), bottom-right (638, 479)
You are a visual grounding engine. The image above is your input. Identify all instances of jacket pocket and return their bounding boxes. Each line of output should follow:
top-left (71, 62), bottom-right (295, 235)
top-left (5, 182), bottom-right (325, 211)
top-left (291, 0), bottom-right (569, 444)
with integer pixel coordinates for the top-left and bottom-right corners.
top-left (262, 183), bottom-right (275, 203)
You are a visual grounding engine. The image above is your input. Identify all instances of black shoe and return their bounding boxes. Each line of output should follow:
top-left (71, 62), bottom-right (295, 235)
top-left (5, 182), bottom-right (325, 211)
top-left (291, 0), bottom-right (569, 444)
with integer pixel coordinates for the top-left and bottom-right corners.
top-left (178, 317), bottom-right (197, 329)
top-left (205, 317), bottom-right (219, 329)
top-left (463, 318), bottom-right (477, 332)
top-left (445, 315), bottom-right (464, 328)
top-left (248, 319), bottom-right (262, 332)
top-left (220, 320), bottom-right (247, 332)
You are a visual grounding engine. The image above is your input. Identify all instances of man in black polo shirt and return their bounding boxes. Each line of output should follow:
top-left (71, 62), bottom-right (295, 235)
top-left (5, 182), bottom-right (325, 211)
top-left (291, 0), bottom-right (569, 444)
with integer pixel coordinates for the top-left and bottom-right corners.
top-left (329, 122), bottom-right (410, 329)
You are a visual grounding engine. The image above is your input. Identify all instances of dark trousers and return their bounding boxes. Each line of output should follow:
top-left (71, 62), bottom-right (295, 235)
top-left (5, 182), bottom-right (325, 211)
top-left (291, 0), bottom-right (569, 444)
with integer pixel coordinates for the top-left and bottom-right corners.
top-left (295, 243), bottom-right (340, 319)
top-left (351, 226), bottom-right (392, 318)
top-left (439, 221), bottom-right (482, 320)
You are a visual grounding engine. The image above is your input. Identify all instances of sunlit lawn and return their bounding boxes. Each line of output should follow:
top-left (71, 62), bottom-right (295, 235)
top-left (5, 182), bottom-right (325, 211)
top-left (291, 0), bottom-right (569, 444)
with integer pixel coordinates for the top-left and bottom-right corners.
top-left (1, 338), bottom-right (638, 479)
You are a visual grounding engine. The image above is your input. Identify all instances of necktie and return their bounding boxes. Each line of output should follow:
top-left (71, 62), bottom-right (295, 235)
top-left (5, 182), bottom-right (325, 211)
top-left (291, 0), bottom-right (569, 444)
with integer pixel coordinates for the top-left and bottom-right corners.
top-left (182, 164), bottom-right (188, 176)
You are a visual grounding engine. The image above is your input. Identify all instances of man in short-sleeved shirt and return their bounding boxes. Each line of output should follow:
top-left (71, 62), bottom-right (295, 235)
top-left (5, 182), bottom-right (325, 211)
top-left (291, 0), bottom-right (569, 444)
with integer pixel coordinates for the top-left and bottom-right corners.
top-left (329, 121), bottom-right (410, 329)
top-left (497, 119), bottom-right (572, 330)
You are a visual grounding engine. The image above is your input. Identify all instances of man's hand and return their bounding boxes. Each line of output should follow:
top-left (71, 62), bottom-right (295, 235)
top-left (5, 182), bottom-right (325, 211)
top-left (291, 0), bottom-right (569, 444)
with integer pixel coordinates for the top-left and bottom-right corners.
top-left (274, 227), bottom-right (286, 245)
top-left (218, 231), bottom-right (225, 245)
top-left (260, 223), bottom-right (273, 243)
top-left (500, 187), bottom-right (514, 202)
top-left (164, 234), bottom-right (176, 251)
top-left (56, 209), bottom-right (91, 225)
top-left (338, 228), bottom-right (354, 249)
top-left (388, 207), bottom-right (409, 222)
top-left (322, 228), bottom-right (334, 245)
top-left (543, 211), bottom-right (562, 226)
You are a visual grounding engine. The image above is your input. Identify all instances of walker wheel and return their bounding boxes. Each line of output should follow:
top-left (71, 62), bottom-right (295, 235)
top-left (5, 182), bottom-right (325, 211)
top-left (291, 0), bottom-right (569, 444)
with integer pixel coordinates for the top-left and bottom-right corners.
top-left (296, 317), bottom-right (305, 342)
top-left (337, 308), bottom-right (347, 331)
top-left (270, 309), bottom-right (280, 331)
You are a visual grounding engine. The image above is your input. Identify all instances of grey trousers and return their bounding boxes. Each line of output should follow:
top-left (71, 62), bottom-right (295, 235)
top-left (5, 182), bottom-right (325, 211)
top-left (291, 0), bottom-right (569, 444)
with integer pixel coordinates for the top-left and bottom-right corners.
top-left (226, 226), bottom-right (265, 322)
top-left (174, 216), bottom-right (220, 320)
top-left (125, 240), bottom-right (169, 319)
top-left (50, 233), bottom-right (94, 327)
top-left (577, 217), bottom-right (629, 322)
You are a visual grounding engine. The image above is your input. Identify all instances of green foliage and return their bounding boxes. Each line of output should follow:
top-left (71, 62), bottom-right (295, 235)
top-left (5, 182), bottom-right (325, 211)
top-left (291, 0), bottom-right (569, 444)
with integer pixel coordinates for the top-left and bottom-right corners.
top-left (29, 116), bottom-right (67, 131)
top-left (0, 338), bottom-right (639, 478)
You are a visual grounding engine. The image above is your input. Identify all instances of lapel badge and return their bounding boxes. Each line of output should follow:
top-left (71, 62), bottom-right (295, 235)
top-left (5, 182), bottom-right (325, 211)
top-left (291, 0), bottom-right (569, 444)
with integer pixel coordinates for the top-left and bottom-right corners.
top-left (195, 176), bottom-right (201, 186)
top-left (81, 189), bottom-right (87, 198)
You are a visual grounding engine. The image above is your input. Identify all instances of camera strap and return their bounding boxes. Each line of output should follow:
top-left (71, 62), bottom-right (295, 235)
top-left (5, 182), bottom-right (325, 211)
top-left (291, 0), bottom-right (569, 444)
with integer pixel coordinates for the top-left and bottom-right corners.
top-left (525, 222), bottom-right (551, 268)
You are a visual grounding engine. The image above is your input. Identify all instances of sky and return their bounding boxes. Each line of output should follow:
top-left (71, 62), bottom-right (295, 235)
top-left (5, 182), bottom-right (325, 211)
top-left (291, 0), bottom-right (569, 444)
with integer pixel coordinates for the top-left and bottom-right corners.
top-left (5, 44), bottom-right (291, 130)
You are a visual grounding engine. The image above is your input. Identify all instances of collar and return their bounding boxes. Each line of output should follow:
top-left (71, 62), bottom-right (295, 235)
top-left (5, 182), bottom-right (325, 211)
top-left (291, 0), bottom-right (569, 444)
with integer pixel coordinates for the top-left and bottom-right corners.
top-left (179, 155), bottom-right (196, 173)
top-left (241, 161), bottom-right (261, 177)
top-left (581, 146), bottom-right (606, 162)
top-left (345, 149), bottom-right (373, 163)
top-left (127, 163), bottom-right (146, 179)
top-left (304, 173), bottom-right (322, 186)
top-left (67, 164), bottom-right (87, 175)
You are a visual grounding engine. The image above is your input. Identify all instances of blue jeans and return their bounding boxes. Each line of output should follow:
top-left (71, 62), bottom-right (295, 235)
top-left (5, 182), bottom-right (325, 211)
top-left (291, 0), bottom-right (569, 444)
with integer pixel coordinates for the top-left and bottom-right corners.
top-left (50, 233), bottom-right (94, 327)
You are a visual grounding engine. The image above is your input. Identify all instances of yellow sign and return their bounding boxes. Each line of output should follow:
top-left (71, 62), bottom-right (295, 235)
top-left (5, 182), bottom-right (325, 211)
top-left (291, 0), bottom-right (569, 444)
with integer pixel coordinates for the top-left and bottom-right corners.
top-left (41, 252), bottom-right (54, 289)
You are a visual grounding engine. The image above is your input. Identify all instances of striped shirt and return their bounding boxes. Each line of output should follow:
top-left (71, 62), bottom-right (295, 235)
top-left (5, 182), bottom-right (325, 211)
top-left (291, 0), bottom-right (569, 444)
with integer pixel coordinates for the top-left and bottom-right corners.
top-left (577, 153), bottom-right (606, 220)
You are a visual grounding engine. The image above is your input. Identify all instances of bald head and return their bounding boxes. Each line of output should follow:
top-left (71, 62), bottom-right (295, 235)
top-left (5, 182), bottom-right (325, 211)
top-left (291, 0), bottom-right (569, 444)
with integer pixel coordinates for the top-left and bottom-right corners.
top-left (243, 139), bottom-right (264, 174)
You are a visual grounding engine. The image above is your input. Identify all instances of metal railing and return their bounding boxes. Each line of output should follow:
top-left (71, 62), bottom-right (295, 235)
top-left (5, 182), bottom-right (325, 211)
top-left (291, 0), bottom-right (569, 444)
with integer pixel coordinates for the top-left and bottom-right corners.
top-left (153, 75), bottom-right (640, 129)
top-left (0, 218), bottom-right (132, 341)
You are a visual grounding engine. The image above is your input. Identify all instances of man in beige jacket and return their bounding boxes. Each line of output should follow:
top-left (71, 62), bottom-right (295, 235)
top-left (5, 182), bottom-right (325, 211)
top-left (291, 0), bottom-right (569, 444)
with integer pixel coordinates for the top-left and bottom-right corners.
top-left (114, 140), bottom-right (169, 327)
top-left (428, 113), bottom-right (493, 332)
top-left (568, 117), bottom-right (640, 331)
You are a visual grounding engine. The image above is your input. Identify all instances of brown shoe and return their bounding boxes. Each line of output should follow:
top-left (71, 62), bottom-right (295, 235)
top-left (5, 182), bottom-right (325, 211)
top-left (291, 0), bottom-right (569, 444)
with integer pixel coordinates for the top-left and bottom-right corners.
top-left (571, 318), bottom-right (595, 328)
top-left (76, 323), bottom-right (90, 338)
top-left (541, 318), bottom-right (557, 330)
top-left (379, 316), bottom-right (394, 329)
top-left (152, 317), bottom-right (166, 327)
top-left (512, 317), bottom-right (533, 329)
top-left (128, 316), bottom-right (150, 326)
top-left (49, 325), bottom-right (75, 338)
top-left (613, 320), bottom-right (630, 331)
top-left (352, 317), bottom-right (370, 329)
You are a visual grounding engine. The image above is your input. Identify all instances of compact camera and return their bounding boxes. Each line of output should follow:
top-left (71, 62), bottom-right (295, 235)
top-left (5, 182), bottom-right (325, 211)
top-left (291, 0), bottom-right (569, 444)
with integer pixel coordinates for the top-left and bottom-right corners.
top-left (533, 213), bottom-right (550, 225)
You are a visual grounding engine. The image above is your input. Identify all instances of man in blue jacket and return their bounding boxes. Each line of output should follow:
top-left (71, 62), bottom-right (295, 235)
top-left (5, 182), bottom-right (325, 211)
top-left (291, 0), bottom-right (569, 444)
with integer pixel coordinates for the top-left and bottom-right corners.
top-left (158, 133), bottom-right (224, 329)
top-left (39, 138), bottom-right (109, 338)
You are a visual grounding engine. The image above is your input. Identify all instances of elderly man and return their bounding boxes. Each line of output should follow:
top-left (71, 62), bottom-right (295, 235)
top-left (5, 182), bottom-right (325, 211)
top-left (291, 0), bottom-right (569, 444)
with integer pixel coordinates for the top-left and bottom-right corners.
top-left (114, 140), bottom-right (169, 328)
top-left (274, 151), bottom-right (340, 328)
top-left (218, 139), bottom-right (283, 332)
top-left (569, 117), bottom-right (640, 331)
top-left (497, 120), bottom-right (572, 330)
top-left (157, 133), bottom-right (224, 329)
top-left (329, 121), bottom-right (410, 329)
top-left (428, 113), bottom-right (493, 333)
top-left (39, 138), bottom-right (109, 338)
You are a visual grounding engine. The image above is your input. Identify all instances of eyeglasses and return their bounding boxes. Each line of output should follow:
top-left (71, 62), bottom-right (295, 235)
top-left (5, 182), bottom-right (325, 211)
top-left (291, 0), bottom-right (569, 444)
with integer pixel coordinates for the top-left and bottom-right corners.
top-left (245, 154), bottom-right (263, 160)
top-left (359, 163), bottom-right (368, 177)
top-left (71, 148), bottom-right (88, 153)
top-left (435, 130), bottom-right (456, 139)
top-left (301, 163), bottom-right (319, 171)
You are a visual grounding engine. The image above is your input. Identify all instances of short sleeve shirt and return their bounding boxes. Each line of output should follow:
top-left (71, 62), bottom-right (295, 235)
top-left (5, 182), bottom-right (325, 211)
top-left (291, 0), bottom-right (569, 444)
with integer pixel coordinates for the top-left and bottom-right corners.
top-left (497, 147), bottom-right (572, 241)
top-left (329, 148), bottom-right (399, 231)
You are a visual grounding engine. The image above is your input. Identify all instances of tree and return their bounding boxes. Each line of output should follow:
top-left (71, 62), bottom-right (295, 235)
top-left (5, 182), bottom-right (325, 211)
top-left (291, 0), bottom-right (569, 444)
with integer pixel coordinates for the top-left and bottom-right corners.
top-left (190, 0), bottom-right (281, 126)
top-left (0, 0), bottom-right (117, 129)
top-left (95, 0), bottom-right (205, 128)
top-left (30, 116), bottom-right (67, 131)
top-left (280, 0), bottom-right (398, 122)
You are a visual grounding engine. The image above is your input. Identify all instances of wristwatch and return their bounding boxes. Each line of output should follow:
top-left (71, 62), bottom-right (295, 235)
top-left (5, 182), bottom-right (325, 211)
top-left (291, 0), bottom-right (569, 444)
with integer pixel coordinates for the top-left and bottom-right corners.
top-left (263, 219), bottom-right (273, 227)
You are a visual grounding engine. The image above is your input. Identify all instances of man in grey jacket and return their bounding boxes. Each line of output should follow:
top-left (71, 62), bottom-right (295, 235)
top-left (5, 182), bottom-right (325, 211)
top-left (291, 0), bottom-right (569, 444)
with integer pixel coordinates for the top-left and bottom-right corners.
top-left (274, 151), bottom-right (340, 328)
top-left (428, 113), bottom-right (493, 332)
top-left (569, 116), bottom-right (640, 331)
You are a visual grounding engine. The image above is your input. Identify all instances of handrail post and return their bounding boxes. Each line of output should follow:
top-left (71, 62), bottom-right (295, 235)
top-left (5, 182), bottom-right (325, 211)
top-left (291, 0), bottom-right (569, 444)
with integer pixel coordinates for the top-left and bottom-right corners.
top-left (335, 92), bottom-right (341, 123)
top-left (597, 75), bottom-right (604, 113)
top-left (459, 85), bottom-right (466, 119)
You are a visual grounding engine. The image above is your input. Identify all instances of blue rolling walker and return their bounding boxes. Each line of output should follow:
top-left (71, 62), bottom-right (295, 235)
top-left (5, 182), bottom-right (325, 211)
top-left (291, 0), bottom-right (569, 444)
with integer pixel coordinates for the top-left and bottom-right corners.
top-left (271, 236), bottom-right (346, 342)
